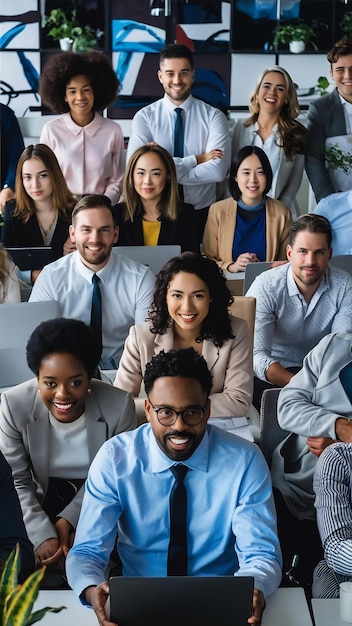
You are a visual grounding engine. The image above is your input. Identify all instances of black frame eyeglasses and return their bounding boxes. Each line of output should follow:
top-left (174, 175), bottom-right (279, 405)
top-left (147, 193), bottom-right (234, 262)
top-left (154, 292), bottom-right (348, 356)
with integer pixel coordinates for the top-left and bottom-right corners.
top-left (148, 400), bottom-right (208, 426)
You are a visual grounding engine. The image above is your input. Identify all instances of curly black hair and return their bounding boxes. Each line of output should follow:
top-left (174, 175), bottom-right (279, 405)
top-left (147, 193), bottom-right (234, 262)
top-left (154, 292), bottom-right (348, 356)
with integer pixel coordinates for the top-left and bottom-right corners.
top-left (39, 51), bottom-right (119, 113)
top-left (26, 318), bottom-right (102, 377)
top-left (144, 348), bottom-right (212, 396)
top-left (148, 252), bottom-right (234, 347)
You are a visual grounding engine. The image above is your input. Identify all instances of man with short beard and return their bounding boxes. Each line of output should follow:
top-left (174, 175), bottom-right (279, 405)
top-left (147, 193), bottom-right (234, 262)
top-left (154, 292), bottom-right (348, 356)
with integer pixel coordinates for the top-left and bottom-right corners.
top-left (29, 194), bottom-right (155, 370)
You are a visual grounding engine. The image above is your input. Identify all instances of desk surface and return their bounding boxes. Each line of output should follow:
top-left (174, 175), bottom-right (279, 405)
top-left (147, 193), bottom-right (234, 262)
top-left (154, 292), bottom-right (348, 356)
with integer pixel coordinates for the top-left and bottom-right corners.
top-left (35, 587), bottom-right (312, 625)
top-left (312, 598), bottom-right (350, 625)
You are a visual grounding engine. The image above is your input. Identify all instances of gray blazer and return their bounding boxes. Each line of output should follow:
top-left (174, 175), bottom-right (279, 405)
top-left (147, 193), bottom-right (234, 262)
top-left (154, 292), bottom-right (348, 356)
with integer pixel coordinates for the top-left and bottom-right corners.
top-left (305, 88), bottom-right (347, 202)
top-left (0, 378), bottom-right (137, 549)
top-left (231, 119), bottom-right (305, 210)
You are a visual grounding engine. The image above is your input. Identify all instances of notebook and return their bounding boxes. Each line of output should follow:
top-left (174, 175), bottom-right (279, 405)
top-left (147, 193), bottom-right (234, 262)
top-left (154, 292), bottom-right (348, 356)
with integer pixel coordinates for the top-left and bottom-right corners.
top-left (112, 245), bottom-right (181, 275)
top-left (6, 247), bottom-right (53, 270)
top-left (109, 576), bottom-right (254, 626)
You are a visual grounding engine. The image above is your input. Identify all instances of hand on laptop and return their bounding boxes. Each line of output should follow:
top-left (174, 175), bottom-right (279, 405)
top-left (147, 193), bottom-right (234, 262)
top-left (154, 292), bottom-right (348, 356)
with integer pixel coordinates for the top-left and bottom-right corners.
top-left (85, 582), bottom-right (118, 626)
top-left (247, 588), bottom-right (266, 625)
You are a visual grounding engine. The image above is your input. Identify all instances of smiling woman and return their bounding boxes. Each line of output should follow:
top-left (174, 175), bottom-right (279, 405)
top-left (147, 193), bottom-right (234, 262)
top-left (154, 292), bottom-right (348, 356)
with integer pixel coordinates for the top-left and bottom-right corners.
top-left (39, 51), bottom-right (124, 204)
top-left (0, 317), bottom-right (136, 586)
top-left (116, 144), bottom-right (199, 252)
top-left (114, 251), bottom-right (253, 424)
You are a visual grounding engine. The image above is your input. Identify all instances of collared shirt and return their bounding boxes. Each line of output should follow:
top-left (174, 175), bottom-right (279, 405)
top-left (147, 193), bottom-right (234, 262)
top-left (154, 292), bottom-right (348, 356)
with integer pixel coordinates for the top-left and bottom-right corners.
top-left (29, 251), bottom-right (155, 368)
top-left (66, 424), bottom-right (282, 600)
top-left (126, 94), bottom-right (231, 210)
top-left (40, 113), bottom-right (125, 205)
top-left (313, 442), bottom-right (352, 598)
top-left (339, 93), bottom-right (352, 135)
top-left (246, 263), bottom-right (352, 380)
top-left (252, 122), bottom-right (281, 199)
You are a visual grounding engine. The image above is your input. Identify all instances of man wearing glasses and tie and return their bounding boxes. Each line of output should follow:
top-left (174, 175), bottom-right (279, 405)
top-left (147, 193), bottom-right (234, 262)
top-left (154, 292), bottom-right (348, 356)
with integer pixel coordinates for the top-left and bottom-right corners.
top-left (66, 348), bottom-right (282, 626)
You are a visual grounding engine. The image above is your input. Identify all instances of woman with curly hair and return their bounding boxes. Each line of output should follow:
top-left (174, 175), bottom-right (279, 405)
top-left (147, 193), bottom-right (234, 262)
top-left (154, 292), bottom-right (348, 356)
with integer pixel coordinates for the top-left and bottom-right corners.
top-left (114, 251), bottom-right (252, 424)
top-left (1, 144), bottom-right (76, 284)
top-left (0, 245), bottom-right (20, 303)
top-left (116, 144), bottom-right (198, 252)
top-left (39, 51), bottom-right (124, 205)
top-left (0, 317), bottom-right (136, 581)
top-left (231, 66), bottom-right (306, 217)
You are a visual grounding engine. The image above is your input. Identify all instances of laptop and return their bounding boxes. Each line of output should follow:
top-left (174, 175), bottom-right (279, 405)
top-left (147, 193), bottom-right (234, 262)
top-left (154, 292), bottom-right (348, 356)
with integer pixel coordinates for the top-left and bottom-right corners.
top-left (112, 245), bottom-right (181, 275)
top-left (109, 576), bottom-right (254, 626)
top-left (6, 247), bottom-right (53, 270)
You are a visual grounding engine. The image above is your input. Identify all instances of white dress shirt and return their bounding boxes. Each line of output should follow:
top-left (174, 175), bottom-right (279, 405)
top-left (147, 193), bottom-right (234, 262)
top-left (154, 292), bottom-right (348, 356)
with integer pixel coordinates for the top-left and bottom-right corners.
top-left (127, 94), bottom-right (231, 210)
top-left (29, 251), bottom-right (155, 368)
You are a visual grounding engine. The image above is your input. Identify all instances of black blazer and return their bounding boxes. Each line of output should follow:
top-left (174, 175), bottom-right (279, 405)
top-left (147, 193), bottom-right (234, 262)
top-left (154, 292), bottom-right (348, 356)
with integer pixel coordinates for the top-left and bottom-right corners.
top-left (115, 202), bottom-right (199, 253)
top-left (2, 199), bottom-right (71, 261)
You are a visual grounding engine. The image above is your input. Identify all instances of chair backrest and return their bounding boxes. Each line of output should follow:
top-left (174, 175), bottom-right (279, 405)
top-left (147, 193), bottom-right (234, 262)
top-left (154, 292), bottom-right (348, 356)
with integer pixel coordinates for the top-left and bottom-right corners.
top-left (0, 300), bottom-right (60, 389)
top-left (112, 245), bottom-right (181, 275)
top-left (243, 261), bottom-right (272, 294)
top-left (330, 255), bottom-right (352, 276)
top-left (228, 296), bottom-right (256, 352)
top-left (259, 387), bottom-right (290, 466)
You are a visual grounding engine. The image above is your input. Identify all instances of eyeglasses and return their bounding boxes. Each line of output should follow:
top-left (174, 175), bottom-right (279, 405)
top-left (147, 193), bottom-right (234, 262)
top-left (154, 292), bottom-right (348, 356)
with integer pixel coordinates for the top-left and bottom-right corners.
top-left (148, 399), bottom-right (208, 426)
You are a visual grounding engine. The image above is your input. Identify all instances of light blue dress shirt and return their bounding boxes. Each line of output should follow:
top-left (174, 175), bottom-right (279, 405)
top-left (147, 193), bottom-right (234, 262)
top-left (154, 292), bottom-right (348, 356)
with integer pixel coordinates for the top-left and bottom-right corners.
top-left (29, 251), bottom-right (155, 368)
top-left (127, 94), bottom-right (231, 210)
top-left (247, 263), bottom-right (352, 380)
top-left (66, 424), bottom-right (282, 600)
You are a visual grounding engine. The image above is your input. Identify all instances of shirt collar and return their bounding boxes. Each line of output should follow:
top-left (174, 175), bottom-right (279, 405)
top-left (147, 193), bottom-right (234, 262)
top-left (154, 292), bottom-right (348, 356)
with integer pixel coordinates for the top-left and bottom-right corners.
top-left (287, 263), bottom-right (329, 297)
top-left (163, 93), bottom-right (193, 114)
top-left (63, 112), bottom-right (103, 137)
top-left (149, 424), bottom-right (209, 474)
top-left (339, 92), bottom-right (352, 113)
top-left (74, 250), bottom-right (114, 283)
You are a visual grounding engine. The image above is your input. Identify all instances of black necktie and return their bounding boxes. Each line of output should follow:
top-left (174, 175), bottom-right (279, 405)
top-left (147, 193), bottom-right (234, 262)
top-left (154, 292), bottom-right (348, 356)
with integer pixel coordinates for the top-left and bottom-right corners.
top-left (173, 108), bottom-right (184, 158)
top-left (167, 464), bottom-right (188, 576)
top-left (90, 273), bottom-right (102, 344)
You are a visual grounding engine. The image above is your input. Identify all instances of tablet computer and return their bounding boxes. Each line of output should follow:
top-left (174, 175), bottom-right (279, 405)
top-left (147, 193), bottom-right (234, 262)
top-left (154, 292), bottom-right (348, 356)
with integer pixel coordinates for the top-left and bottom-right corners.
top-left (6, 247), bottom-right (53, 270)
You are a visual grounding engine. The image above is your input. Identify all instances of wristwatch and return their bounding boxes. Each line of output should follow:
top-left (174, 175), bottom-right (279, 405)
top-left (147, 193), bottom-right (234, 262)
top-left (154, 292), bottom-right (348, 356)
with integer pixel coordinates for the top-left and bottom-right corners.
top-left (2, 184), bottom-right (9, 189)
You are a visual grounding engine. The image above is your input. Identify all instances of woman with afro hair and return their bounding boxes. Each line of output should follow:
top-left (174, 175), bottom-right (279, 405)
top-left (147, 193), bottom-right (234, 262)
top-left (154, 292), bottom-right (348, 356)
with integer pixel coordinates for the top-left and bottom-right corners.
top-left (39, 51), bottom-right (124, 205)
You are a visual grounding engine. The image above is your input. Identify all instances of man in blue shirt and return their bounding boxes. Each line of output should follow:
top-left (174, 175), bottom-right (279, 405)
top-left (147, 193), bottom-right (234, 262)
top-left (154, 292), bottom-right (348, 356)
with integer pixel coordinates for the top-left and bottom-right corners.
top-left (66, 348), bottom-right (282, 626)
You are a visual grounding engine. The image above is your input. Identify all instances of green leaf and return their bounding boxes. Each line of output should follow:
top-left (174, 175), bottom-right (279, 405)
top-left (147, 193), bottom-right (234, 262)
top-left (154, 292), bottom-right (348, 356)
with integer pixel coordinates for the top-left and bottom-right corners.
top-left (0, 544), bottom-right (20, 624)
top-left (5, 567), bottom-right (45, 626)
top-left (27, 606), bottom-right (66, 625)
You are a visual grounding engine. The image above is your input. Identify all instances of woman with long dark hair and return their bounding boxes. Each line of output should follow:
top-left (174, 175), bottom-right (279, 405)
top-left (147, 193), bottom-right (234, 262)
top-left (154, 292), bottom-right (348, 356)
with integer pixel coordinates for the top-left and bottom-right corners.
top-left (114, 252), bottom-right (252, 423)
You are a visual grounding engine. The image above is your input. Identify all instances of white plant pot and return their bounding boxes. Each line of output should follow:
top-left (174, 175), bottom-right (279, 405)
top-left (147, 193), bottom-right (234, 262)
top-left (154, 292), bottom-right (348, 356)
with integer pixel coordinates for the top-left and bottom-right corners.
top-left (59, 37), bottom-right (73, 51)
top-left (289, 41), bottom-right (305, 54)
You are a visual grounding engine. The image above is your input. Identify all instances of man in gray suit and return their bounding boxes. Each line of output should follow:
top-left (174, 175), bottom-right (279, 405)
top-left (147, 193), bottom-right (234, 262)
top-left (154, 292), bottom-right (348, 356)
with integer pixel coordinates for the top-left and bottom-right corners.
top-left (305, 39), bottom-right (352, 203)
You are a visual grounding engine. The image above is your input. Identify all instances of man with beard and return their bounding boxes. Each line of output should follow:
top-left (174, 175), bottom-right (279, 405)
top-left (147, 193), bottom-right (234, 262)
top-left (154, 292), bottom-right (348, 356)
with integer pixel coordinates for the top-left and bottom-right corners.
top-left (29, 194), bottom-right (155, 369)
top-left (246, 214), bottom-right (352, 411)
top-left (66, 348), bottom-right (282, 626)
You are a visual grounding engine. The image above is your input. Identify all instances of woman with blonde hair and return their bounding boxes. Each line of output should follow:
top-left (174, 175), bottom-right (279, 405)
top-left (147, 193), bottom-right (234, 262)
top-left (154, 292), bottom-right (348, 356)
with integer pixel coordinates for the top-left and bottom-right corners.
top-left (0, 245), bottom-right (20, 303)
top-left (231, 66), bottom-right (306, 216)
top-left (116, 144), bottom-right (199, 252)
top-left (1, 144), bottom-right (76, 283)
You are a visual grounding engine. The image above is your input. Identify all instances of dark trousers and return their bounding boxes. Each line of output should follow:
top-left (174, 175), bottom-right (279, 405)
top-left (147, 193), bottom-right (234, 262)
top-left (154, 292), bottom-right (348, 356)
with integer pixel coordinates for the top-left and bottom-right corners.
top-left (273, 488), bottom-right (323, 591)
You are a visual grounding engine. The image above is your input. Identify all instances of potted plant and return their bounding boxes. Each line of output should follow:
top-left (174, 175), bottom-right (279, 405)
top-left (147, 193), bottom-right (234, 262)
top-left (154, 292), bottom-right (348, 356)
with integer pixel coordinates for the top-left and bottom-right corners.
top-left (0, 543), bottom-right (65, 625)
top-left (42, 8), bottom-right (96, 52)
top-left (273, 18), bottom-right (325, 53)
top-left (340, 12), bottom-right (352, 40)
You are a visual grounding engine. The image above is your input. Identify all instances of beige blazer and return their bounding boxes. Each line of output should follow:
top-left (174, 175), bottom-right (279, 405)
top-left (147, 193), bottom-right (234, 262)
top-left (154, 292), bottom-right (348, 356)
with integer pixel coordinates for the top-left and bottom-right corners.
top-left (0, 378), bottom-right (136, 549)
top-left (202, 196), bottom-right (292, 271)
top-left (114, 317), bottom-right (253, 422)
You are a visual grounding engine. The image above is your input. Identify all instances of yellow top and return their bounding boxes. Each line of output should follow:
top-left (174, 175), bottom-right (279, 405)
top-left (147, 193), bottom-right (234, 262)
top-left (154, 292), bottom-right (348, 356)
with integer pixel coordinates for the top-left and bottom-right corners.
top-left (142, 219), bottom-right (161, 246)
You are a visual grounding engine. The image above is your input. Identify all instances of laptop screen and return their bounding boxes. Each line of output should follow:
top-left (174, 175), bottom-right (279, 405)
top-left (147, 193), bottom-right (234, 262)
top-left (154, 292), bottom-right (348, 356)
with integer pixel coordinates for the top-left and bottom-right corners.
top-left (109, 576), bottom-right (254, 626)
top-left (6, 247), bottom-right (53, 270)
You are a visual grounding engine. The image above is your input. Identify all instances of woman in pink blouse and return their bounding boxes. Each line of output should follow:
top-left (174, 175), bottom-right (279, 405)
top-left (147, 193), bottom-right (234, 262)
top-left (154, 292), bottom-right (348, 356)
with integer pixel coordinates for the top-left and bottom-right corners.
top-left (39, 51), bottom-right (124, 205)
